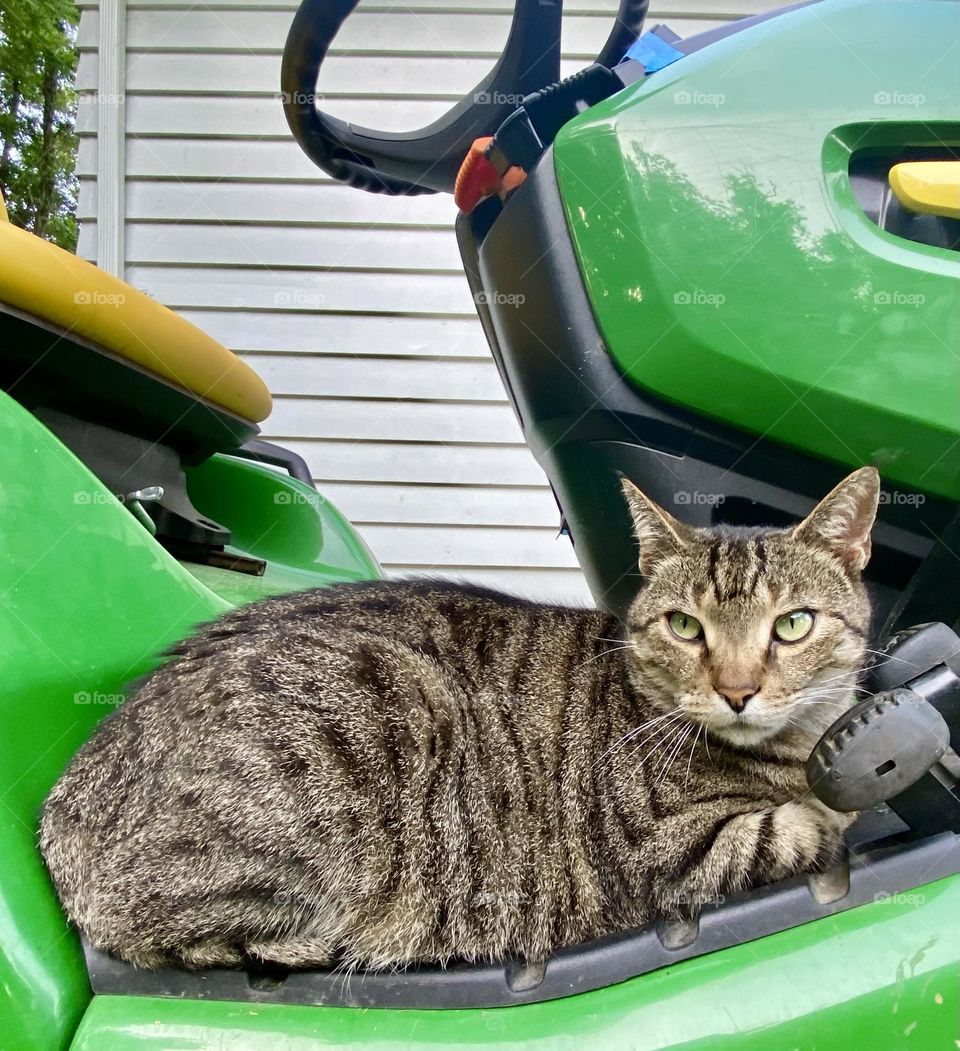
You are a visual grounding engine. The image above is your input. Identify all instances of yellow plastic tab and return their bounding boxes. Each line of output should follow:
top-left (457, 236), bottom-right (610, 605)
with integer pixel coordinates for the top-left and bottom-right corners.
top-left (0, 222), bottom-right (272, 423)
top-left (889, 161), bottom-right (960, 221)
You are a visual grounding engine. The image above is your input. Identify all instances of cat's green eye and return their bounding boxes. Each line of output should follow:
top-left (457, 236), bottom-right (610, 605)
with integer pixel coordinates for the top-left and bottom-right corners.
top-left (774, 610), bottom-right (815, 643)
top-left (668, 612), bottom-right (704, 642)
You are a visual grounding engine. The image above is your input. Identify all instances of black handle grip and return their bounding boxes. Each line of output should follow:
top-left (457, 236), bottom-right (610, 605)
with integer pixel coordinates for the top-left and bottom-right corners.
top-left (807, 689), bottom-right (950, 812)
top-left (235, 439), bottom-right (316, 488)
top-left (280, 0), bottom-right (649, 196)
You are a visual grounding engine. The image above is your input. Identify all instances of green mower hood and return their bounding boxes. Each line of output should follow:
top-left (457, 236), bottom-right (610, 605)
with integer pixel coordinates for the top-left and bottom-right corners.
top-left (554, 0), bottom-right (960, 501)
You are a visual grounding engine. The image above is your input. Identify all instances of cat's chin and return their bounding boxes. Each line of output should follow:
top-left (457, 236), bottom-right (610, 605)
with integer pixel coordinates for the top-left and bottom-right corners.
top-left (707, 722), bottom-right (785, 748)
top-left (704, 697), bottom-right (843, 750)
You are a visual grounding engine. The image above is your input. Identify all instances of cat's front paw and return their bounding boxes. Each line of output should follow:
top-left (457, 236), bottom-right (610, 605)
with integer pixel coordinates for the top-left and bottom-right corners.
top-left (801, 793), bottom-right (858, 837)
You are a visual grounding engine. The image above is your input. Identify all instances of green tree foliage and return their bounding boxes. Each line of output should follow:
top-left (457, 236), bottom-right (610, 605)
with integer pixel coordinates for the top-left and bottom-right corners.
top-left (0, 0), bottom-right (79, 250)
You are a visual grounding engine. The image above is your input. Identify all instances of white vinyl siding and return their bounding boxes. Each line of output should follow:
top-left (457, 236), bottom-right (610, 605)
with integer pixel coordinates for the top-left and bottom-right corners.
top-left (75, 0), bottom-right (777, 604)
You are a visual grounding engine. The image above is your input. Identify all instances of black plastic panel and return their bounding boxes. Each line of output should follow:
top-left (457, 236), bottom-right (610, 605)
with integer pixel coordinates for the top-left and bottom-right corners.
top-left (0, 304), bottom-right (257, 463)
top-left (457, 152), bottom-right (956, 623)
top-left (83, 830), bottom-right (959, 1010)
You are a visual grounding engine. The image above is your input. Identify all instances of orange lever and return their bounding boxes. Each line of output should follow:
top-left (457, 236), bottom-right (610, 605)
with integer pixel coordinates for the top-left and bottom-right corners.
top-left (455, 137), bottom-right (527, 213)
top-left (454, 137), bottom-right (501, 212)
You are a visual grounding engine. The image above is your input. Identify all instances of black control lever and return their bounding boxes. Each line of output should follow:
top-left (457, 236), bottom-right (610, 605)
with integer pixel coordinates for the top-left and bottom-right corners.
top-left (280, 0), bottom-right (650, 195)
top-left (807, 623), bottom-right (960, 839)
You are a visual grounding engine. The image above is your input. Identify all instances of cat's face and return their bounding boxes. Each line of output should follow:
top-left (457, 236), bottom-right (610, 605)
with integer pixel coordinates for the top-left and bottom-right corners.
top-left (621, 468), bottom-right (879, 748)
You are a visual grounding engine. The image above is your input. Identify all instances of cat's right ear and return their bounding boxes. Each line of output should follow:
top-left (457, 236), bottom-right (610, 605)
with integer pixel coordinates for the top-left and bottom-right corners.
top-left (620, 478), bottom-right (695, 576)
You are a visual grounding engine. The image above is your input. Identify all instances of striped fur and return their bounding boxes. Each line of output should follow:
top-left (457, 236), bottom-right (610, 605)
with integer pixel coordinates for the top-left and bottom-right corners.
top-left (40, 469), bottom-right (879, 970)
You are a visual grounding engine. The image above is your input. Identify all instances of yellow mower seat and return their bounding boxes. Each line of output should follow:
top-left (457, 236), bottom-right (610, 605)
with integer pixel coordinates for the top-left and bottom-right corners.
top-left (889, 161), bottom-right (960, 221)
top-left (0, 206), bottom-right (271, 424)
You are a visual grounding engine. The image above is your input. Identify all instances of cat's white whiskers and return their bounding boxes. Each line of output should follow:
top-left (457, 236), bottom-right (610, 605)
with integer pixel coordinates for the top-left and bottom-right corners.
top-left (684, 725), bottom-right (703, 791)
top-left (803, 696), bottom-right (865, 705)
top-left (630, 709), bottom-right (685, 739)
top-left (595, 710), bottom-right (685, 771)
top-left (808, 671), bottom-right (860, 688)
top-left (654, 724), bottom-right (694, 789)
top-left (651, 722), bottom-right (686, 775)
top-left (579, 643), bottom-right (634, 668)
top-left (631, 715), bottom-right (689, 771)
top-left (633, 708), bottom-right (683, 730)
top-left (863, 648), bottom-right (913, 666)
top-left (799, 689), bottom-right (869, 707)
top-left (630, 712), bottom-right (688, 762)
top-left (807, 672), bottom-right (866, 687)
top-left (650, 720), bottom-right (693, 780)
top-left (595, 708), bottom-right (681, 767)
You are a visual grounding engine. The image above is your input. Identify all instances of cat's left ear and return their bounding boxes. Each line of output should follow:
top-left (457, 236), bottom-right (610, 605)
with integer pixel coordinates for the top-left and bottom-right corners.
top-left (793, 466), bottom-right (880, 573)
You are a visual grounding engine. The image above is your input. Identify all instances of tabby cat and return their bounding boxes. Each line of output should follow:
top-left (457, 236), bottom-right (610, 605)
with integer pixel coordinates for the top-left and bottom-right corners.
top-left (40, 467), bottom-right (879, 971)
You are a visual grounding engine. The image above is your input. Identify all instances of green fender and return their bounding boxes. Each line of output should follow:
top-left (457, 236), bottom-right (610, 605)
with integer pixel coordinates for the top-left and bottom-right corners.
top-left (0, 390), bottom-right (379, 1050)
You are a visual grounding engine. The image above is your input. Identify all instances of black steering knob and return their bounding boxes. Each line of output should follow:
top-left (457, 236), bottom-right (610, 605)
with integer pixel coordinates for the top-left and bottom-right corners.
top-left (807, 688), bottom-right (950, 813)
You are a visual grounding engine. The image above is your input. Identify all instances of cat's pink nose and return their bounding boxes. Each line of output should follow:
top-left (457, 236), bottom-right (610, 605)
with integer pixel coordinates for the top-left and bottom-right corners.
top-left (717, 686), bottom-right (758, 713)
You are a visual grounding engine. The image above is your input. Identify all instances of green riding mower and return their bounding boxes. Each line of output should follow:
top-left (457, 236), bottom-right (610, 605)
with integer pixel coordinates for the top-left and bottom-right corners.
top-left (3, 0), bottom-right (960, 1047)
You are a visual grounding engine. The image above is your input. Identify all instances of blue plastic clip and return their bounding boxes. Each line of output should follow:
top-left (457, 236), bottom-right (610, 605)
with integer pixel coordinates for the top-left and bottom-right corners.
top-left (625, 30), bottom-right (685, 73)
